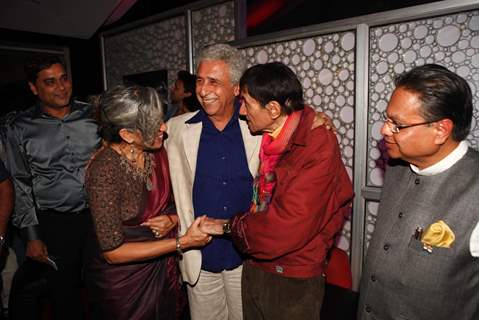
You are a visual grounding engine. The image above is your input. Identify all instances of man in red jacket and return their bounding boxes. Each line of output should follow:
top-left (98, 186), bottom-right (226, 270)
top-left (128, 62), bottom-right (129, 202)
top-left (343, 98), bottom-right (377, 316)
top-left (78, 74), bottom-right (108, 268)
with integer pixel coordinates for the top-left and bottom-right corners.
top-left (200, 62), bottom-right (354, 319)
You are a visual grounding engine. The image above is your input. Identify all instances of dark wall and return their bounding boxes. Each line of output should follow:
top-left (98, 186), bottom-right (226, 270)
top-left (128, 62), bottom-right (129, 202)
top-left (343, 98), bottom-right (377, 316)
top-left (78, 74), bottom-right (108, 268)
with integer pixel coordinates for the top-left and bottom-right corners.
top-left (0, 0), bottom-right (197, 117)
top-left (0, 28), bottom-right (103, 116)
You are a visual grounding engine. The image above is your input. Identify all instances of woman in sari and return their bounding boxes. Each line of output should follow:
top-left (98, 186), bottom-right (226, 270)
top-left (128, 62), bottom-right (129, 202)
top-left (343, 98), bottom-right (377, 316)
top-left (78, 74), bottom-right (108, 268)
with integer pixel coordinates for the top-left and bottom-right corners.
top-left (85, 85), bottom-right (210, 320)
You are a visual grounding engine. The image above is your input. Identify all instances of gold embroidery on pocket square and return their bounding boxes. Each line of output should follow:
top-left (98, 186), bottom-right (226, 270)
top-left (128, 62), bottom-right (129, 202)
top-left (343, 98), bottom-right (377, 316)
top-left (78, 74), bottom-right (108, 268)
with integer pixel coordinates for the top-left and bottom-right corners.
top-left (421, 220), bottom-right (455, 249)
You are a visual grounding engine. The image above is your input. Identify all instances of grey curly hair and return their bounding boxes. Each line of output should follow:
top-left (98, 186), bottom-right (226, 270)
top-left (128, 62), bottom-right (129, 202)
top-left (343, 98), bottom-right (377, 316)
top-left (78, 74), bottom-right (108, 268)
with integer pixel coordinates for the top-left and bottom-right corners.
top-left (99, 85), bottom-right (164, 146)
top-left (197, 43), bottom-right (247, 84)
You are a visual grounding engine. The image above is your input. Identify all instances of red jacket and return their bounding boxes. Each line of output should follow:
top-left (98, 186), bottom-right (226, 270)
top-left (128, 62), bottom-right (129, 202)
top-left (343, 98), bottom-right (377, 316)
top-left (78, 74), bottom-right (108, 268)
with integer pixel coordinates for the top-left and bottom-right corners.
top-left (231, 106), bottom-right (354, 278)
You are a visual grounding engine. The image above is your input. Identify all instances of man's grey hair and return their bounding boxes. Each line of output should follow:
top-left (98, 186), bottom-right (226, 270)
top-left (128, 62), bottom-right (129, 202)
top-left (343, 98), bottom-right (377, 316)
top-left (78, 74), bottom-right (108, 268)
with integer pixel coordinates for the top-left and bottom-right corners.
top-left (197, 43), bottom-right (247, 84)
top-left (100, 85), bottom-right (164, 146)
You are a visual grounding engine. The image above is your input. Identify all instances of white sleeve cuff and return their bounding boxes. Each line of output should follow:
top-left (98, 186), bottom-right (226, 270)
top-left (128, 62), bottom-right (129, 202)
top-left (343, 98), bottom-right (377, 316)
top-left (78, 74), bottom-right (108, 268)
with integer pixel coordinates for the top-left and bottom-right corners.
top-left (469, 221), bottom-right (479, 257)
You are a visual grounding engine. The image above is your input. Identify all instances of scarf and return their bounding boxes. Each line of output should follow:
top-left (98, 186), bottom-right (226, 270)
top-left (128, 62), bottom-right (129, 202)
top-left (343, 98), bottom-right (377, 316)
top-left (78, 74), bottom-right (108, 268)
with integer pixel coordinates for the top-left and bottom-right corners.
top-left (250, 110), bottom-right (302, 213)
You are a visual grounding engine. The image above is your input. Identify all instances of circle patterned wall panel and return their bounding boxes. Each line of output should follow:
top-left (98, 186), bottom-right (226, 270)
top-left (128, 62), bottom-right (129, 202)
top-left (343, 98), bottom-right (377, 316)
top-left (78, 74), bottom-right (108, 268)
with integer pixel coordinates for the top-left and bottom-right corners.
top-left (240, 31), bottom-right (356, 253)
top-left (364, 201), bottom-right (380, 250)
top-left (104, 15), bottom-right (187, 90)
top-left (367, 10), bottom-right (479, 187)
top-left (192, 1), bottom-right (236, 66)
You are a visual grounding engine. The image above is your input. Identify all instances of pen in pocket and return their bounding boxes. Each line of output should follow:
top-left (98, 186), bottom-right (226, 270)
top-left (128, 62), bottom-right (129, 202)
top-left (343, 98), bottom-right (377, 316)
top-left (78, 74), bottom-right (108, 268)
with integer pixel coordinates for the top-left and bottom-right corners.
top-left (414, 227), bottom-right (423, 240)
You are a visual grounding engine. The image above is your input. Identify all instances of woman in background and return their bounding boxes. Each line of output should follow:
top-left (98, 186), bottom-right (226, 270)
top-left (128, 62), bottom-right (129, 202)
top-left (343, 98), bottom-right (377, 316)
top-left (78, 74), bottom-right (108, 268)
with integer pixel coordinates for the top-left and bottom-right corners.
top-left (85, 85), bottom-right (210, 320)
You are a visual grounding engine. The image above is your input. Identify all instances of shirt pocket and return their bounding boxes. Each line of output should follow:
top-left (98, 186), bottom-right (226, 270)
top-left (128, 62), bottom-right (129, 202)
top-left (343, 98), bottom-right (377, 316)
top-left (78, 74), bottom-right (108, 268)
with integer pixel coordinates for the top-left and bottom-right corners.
top-left (394, 237), bottom-right (459, 316)
top-left (407, 236), bottom-right (456, 257)
top-left (399, 236), bottom-right (457, 290)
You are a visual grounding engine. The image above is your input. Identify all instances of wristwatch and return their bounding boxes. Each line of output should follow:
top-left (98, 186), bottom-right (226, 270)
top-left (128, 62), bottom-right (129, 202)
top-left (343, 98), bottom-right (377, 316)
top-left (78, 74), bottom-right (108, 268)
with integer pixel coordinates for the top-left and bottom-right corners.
top-left (222, 221), bottom-right (232, 234)
top-left (0, 234), bottom-right (5, 247)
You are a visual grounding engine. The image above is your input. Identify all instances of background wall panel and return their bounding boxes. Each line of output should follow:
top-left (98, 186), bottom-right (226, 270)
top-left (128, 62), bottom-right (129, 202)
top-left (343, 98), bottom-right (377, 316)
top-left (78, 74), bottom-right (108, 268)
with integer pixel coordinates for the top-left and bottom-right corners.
top-left (367, 10), bottom-right (479, 187)
top-left (104, 15), bottom-right (187, 90)
top-left (192, 1), bottom-right (237, 66)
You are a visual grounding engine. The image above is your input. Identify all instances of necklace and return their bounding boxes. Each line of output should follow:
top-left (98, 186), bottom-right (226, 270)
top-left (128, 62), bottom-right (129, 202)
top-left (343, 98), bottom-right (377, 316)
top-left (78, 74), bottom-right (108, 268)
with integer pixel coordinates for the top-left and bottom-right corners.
top-left (113, 145), bottom-right (153, 191)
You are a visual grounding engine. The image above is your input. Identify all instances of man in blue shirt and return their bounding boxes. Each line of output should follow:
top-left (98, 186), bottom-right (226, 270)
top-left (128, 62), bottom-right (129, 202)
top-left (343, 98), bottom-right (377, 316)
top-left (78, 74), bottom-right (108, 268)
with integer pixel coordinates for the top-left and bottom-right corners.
top-left (166, 44), bottom-right (260, 320)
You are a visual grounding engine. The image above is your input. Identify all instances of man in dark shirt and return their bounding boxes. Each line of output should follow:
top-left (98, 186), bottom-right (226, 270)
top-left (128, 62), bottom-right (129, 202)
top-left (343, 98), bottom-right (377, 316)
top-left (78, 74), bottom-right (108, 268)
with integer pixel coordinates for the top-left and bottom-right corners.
top-left (5, 56), bottom-right (100, 319)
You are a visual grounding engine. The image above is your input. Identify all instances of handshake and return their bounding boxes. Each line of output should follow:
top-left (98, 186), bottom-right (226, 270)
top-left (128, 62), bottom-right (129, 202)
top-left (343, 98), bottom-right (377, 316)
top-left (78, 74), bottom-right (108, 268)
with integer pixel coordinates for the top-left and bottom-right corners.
top-left (176, 216), bottom-right (231, 250)
top-left (141, 215), bottom-right (229, 250)
top-left (198, 216), bottom-right (229, 235)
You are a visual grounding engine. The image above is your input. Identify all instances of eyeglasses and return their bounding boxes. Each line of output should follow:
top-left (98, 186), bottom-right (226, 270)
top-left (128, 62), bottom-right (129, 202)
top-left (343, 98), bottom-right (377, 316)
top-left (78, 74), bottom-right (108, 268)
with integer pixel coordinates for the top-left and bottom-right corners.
top-left (381, 112), bottom-right (438, 134)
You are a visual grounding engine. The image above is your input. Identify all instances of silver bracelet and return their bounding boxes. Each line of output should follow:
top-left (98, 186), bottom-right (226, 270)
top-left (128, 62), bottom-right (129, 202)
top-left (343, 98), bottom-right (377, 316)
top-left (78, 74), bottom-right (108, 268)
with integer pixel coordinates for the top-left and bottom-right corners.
top-left (176, 235), bottom-right (183, 255)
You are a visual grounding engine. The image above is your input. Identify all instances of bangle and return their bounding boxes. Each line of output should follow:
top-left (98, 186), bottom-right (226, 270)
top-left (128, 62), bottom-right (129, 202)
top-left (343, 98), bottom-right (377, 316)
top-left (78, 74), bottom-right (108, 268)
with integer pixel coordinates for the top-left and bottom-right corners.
top-left (176, 235), bottom-right (183, 255)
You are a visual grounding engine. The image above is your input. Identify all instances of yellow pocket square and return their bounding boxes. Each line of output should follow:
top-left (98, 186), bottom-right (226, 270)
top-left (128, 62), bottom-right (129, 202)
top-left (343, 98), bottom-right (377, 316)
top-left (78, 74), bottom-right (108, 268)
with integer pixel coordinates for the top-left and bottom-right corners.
top-left (421, 220), bottom-right (455, 249)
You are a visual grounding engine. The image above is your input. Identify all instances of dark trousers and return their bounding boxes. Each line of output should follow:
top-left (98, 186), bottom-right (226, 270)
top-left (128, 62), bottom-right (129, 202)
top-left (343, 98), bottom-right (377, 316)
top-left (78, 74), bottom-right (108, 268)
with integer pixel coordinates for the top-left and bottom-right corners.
top-left (8, 209), bottom-right (92, 320)
top-left (242, 263), bottom-right (325, 320)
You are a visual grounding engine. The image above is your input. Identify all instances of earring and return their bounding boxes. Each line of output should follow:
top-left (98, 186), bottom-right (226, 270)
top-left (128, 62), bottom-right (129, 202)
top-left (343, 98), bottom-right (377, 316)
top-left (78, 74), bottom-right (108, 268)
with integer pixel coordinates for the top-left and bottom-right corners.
top-left (129, 144), bottom-right (136, 162)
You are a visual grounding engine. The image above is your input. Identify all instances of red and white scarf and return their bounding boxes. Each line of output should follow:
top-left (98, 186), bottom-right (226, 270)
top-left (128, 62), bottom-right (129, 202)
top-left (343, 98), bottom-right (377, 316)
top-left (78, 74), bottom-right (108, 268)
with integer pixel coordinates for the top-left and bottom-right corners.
top-left (250, 110), bottom-right (302, 213)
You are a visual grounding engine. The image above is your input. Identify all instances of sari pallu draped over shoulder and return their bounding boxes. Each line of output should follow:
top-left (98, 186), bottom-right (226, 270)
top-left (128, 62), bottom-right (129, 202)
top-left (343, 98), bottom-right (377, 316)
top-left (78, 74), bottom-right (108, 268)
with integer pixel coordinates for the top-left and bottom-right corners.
top-left (85, 148), bottom-right (186, 320)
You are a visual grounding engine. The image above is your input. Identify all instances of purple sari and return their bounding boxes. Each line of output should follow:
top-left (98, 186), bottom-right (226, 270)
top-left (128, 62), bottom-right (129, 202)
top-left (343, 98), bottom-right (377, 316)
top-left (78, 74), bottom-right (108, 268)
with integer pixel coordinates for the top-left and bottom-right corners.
top-left (85, 148), bottom-right (185, 320)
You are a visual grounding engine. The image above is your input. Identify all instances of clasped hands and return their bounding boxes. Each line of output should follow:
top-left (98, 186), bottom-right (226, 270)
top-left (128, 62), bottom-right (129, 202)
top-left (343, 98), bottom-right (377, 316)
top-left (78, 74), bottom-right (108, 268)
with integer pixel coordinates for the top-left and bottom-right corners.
top-left (198, 216), bottom-right (228, 235)
top-left (142, 215), bottom-right (226, 248)
top-left (182, 216), bottom-right (227, 248)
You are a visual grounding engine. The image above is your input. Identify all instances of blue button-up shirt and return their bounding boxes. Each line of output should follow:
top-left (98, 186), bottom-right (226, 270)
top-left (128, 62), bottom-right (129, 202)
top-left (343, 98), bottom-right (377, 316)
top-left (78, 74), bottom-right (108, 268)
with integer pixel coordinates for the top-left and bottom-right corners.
top-left (189, 108), bottom-right (253, 272)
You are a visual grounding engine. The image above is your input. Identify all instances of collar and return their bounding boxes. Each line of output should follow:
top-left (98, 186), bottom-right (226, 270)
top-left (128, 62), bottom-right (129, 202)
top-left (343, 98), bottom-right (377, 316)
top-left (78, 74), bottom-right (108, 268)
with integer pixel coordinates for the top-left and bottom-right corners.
top-left (269, 117), bottom-right (287, 139)
top-left (184, 108), bottom-right (205, 124)
top-left (289, 106), bottom-right (314, 147)
top-left (185, 103), bottom-right (240, 127)
top-left (32, 99), bottom-right (80, 118)
top-left (410, 140), bottom-right (469, 176)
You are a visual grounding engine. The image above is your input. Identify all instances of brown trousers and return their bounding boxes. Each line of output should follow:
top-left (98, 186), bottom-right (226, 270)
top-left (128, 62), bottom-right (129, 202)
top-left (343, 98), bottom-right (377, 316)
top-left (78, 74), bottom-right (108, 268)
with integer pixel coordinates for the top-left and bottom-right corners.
top-left (242, 263), bottom-right (325, 320)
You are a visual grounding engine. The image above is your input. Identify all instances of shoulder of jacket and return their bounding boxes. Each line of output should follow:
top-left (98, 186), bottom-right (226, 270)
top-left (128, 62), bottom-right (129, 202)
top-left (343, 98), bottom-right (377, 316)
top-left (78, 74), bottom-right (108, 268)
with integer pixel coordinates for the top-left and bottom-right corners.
top-left (2, 108), bottom-right (33, 128)
top-left (167, 111), bottom-right (200, 129)
top-left (72, 100), bottom-right (91, 107)
top-left (466, 147), bottom-right (479, 161)
top-left (71, 100), bottom-right (94, 114)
